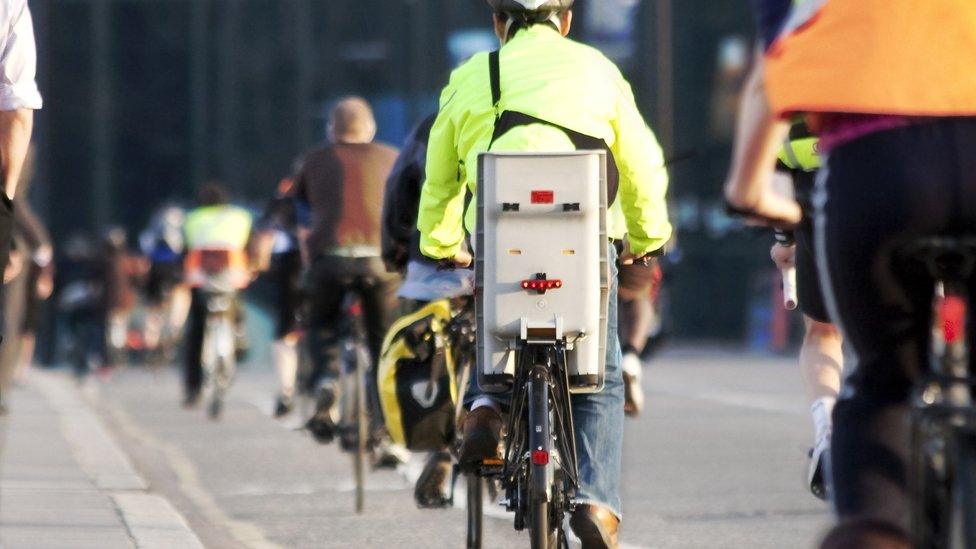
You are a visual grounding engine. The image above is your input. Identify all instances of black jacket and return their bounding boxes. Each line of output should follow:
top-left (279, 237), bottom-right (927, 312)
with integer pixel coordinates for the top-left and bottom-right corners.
top-left (381, 114), bottom-right (436, 272)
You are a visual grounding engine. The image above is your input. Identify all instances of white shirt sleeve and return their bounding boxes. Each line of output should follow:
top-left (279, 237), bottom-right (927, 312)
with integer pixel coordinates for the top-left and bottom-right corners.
top-left (0, 0), bottom-right (41, 111)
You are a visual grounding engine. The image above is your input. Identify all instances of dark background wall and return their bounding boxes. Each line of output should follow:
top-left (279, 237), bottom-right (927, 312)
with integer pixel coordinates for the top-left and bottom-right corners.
top-left (31, 0), bottom-right (769, 341)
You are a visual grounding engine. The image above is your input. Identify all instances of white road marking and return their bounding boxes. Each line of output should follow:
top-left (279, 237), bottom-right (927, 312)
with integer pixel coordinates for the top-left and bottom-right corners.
top-left (32, 371), bottom-right (206, 548)
top-left (113, 493), bottom-right (206, 549)
top-left (102, 398), bottom-right (286, 549)
top-left (650, 384), bottom-right (803, 415)
top-left (33, 372), bottom-right (146, 491)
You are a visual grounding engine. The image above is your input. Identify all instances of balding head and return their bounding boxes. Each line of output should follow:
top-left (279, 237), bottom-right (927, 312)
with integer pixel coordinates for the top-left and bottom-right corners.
top-left (328, 96), bottom-right (377, 144)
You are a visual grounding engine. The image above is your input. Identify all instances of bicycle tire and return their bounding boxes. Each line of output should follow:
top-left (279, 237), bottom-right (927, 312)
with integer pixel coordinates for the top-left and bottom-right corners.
top-left (952, 430), bottom-right (976, 548)
top-left (466, 473), bottom-right (484, 549)
top-left (528, 365), bottom-right (556, 549)
top-left (354, 345), bottom-right (368, 514)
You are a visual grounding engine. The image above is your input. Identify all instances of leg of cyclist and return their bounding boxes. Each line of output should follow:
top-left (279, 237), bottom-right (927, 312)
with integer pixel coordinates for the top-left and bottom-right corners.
top-left (569, 242), bottom-right (624, 547)
top-left (358, 256), bottom-right (406, 463)
top-left (791, 217), bottom-right (845, 499)
top-left (817, 121), bottom-right (964, 533)
top-left (303, 256), bottom-right (347, 442)
top-left (617, 261), bottom-right (656, 417)
top-left (182, 288), bottom-right (207, 407)
top-left (799, 316), bottom-right (842, 496)
top-left (272, 250), bottom-right (303, 417)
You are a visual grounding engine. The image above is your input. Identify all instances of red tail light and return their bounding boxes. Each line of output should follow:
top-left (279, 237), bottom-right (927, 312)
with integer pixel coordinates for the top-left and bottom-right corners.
top-left (531, 449), bottom-right (549, 466)
top-left (520, 279), bottom-right (563, 292)
top-left (943, 295), bottom-right (966, 344)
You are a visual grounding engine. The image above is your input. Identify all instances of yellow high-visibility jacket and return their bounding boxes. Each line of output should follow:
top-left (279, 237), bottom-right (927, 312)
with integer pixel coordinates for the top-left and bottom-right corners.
top-left (417, 25), bottom-right (671, 259)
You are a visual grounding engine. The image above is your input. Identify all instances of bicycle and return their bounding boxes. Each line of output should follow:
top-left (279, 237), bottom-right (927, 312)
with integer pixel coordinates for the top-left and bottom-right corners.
top-left (431, 297), bottom-right (495, 549)
top-left (196, 250), bottom-right (241, 420)
top-left (335, 294), bottom-right (370, 514)
top-left (901, 237), bottom-right (976, 548)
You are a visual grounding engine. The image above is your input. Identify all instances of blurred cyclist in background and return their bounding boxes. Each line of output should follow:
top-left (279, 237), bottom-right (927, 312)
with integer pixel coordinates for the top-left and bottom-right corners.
top-left (139, 205), bottom-right (189, 365)
top-left (417, 1), bottom-right (671, 544)
top-left (182, 184), bottom-right (253, 407)
top-left (253, 175), bottom-right (305, 418)
top-left (768, 121), bottom-right (842, 500)
top-left (291, 97), bottom-right (400, 445)
top-left (0, 149), bottom-right (52, 403)
top-left (382, 112), bottom-right (475, 507)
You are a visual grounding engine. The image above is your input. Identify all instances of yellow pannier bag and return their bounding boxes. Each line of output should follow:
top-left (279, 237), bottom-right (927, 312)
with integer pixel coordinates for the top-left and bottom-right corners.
top-left (378, 299), bottom-right (459, 451)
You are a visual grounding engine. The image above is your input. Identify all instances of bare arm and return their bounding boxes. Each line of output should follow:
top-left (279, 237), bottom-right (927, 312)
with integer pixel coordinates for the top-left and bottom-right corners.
top-left (723, 55), bottom-right (800, 227)
top-left (0, 108), bottom-right (32, 198)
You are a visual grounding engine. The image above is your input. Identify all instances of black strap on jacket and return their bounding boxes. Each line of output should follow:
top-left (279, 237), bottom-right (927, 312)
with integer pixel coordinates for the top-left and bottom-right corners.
top-left (487, 50), bottom-right (620, 202)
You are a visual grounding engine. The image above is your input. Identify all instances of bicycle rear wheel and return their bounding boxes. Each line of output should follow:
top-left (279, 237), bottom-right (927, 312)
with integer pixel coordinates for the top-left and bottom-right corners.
top-left (354, 346), bottom-right (368, 514)
top-left (951, 430), bottom-right (976, 548)
top-left (466, 473), bottom-right (484, 549)
top-left (527, 365), bottom-right (557, 549)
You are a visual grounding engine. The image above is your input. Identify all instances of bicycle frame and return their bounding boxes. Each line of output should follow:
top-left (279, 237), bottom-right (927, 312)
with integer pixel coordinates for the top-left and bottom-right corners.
top-left (906, 238), bottom-right (976, 549)
top-left (201, 289), bottom-right (237, 419)
top-left (498, 336), bottom-right (580, 548)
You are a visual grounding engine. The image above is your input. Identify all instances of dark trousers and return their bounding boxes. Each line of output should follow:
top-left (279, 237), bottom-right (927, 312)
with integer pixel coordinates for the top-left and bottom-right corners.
top-left (183, 288), bottom-right (244, 397)
top-left (303, 255), bottom-right (399, 394)
top-left (817, 118), bottom-right (976, 528)
top-left (183, 289), bottom-right (208, 397)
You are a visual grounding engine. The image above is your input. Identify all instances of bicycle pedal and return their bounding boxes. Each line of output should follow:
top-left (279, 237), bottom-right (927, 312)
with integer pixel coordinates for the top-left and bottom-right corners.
top-left (477, 458), bottom-right (504, 476)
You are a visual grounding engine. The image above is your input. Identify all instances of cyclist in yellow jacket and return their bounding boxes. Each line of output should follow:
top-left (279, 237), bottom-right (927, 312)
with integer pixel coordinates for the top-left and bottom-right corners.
top-left (182, 184), bottom-right (253, 407)
top-left (417, 1), bottom-right (671, 545)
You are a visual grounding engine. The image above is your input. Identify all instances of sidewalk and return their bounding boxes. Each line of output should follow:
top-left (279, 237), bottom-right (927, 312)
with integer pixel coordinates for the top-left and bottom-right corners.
top-left (0, 370), bottom-right (203, 549)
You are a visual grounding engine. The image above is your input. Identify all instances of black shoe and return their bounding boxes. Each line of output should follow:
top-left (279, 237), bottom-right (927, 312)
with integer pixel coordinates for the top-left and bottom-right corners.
top-left (208, 398), bottom-right (223, 420)
top-left (415, 451), bottom-right (453, 508)
top-left (274, 395), bottom-right (294, 418)
top-left (457, 407), bottom-right (503, 472)
top-left (183, 392), bottom-right (201, 409)
top-left (305, 386), bottom-right (337, 444)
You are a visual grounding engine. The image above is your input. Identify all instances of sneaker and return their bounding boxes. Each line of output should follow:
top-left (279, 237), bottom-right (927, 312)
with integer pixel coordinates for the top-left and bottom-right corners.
top-left (621, 353), bottom-right (644, 417)
top-left (808, 433), bottom-right (829, 500)
top-left (373, 438), bottom-right (411, 469)
top-left (569, 504), bottom-right (619, 549)
top-left (274, 395), bottom-right (294, 418)
top-left (414, 451), bottom-right (453, 508)
top-left (457, 407), bottom-right (503, 471)
top-left (305, 386), bottom-right (338, 444)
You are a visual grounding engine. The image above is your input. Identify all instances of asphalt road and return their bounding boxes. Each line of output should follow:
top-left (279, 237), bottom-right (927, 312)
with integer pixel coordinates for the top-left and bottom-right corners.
top-left (74, 347), bottom-right (831, 548)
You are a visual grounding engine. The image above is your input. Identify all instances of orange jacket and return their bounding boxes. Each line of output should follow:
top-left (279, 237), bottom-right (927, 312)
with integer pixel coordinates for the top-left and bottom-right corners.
top-left (765, 0), bottom-right (976, 118)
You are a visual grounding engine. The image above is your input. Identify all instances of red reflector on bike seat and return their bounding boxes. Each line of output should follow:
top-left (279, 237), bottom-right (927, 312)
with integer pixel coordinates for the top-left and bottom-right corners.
top-left (531, 190), bottom-right (554, 204)
top-left (943, 295), bottom-right (967, 344)
top-left (531, 449), bottom-right (549, 466)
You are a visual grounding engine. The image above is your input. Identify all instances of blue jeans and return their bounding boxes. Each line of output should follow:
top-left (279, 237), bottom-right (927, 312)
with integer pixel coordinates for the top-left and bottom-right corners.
top-left (466, 243), bottom-right (625, 518)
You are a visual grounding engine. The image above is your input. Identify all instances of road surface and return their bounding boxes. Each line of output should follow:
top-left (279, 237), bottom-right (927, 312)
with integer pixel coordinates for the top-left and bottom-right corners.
top-left (0, 348), bottom-right (832, 548)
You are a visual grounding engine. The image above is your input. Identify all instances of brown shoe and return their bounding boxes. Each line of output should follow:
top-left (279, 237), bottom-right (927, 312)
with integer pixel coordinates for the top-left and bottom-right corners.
top-left (458, 406), bottom-right (503, 470)
top-left (570, 505), bottom-right (619, 549)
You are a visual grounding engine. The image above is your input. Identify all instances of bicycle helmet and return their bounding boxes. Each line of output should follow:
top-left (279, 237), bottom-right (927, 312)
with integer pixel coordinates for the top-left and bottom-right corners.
top-left (487, 0), bottom-right (574, 13)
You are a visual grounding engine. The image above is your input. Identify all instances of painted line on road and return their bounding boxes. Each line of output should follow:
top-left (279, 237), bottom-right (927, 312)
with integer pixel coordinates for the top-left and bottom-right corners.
top-left (113, 493), bottom-right (206, 549)
top-left (102, 398), bottom-right (286, 549)
top-left (649, 384), bottom-right (803, 416)
top-left (32, 371), bottom-right (207, 549)
top-left (33, 371), bottom-right (147, 491)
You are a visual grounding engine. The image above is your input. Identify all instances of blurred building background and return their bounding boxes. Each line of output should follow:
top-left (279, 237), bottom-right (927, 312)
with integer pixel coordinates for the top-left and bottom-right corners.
top-left (30, 0), bottom-right (774, 342)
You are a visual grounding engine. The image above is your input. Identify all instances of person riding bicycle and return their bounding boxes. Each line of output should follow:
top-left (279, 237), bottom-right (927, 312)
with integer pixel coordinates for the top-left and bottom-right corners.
top-left (417, 1), bottom-right (671, 545)
top-left (728, 0), bottom-right (976, 545)
top-left (139, 205), bottom-right (189, 363)
top-left (254, 176), bottom-right (306, 418)
top-left (182, 184), bottom-right (253, 408)
top-left (291, 97), bottom-right (401, 445)
top-left (768, 121), bottom-right (843, 500)
top-left (382, 113), bottom-right (476, 507)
